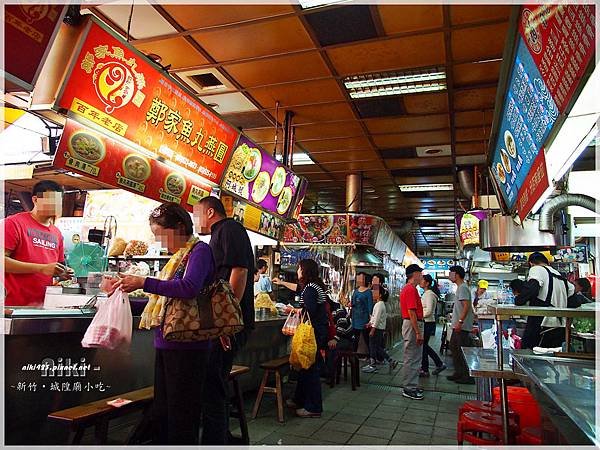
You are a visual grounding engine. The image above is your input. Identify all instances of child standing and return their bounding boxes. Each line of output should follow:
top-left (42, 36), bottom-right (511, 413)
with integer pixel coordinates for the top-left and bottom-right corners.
top-left (362, 277), bottom-right (398, 373)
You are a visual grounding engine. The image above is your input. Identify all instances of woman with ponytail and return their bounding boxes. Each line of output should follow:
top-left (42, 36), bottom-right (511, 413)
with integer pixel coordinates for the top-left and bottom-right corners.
top-left (419, 274), bottom-right (446, 377)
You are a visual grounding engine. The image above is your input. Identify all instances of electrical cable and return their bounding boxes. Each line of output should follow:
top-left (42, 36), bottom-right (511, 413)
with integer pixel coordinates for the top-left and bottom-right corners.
top-left (126, 3), bottom-right (134, 42)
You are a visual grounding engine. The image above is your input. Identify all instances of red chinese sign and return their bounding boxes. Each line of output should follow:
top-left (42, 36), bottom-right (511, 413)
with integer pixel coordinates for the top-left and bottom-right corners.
top-left (55, 18), bottom-right (239, 185)
top-left (54, 120), bottom-right (214, 211)
top-left (4, 5), bottom-right (65, 90)
top-left (519, 4), bottom-right (595, 112)
top-left (515, 149), bottom-right (550, 221)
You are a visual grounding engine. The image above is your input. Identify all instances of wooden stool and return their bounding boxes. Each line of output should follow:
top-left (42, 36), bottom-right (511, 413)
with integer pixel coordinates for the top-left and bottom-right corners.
top-left (331, 350), bottom-right (361, 390)
top-left (229, 365), bottom-right (250, 445)
top-left (251, 355), bottom-right (289, 423)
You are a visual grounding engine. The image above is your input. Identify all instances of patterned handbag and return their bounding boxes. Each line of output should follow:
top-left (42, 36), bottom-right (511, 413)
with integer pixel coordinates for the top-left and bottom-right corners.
top-left (162, 248), bottom-right (244, 342)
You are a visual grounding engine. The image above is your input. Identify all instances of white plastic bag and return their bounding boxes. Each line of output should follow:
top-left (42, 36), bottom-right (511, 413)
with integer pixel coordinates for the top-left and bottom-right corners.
top-left (82, 289), bottom-right (133, 350)
top-left (481, 327), bottom-right (497, 349)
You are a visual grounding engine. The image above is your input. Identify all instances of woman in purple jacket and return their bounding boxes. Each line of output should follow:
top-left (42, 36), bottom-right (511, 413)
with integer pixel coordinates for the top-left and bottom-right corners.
top-left (118, 202), bottom-right (214, 444)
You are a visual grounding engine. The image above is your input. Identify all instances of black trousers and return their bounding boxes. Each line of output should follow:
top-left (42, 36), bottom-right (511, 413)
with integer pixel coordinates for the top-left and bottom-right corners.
top-left (294, 351), bottom-right (324, 413)
top-left (152, 348), bottom-right (209, 445)
top-left (201, 331), bottom-right (249, 445)
top-left (421, 322), bottom-right (443, 372)
top-left (522, 316), bottom-right (544, 349)
top-left (353, 328), bottom-right (370, 353)
top-left (449, 329), bottom-right (472, 380)
top-left (369, 328), bottom-right (390, 362)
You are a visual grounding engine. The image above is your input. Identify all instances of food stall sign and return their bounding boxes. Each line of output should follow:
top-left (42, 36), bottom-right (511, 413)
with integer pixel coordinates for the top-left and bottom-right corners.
top-left (554, 245), bottom-right (588, 263)
top-left (348, 214), bottom-right (381, 246)
top-left (284, 214), bottom-right (349, 245)
top-left (490, 36), bottom-right (558, 211)
top-left (54, 119), bottom-right (215, 212)
top-left (55, 18), bottom-right (239, 186)
top-left (221, 135), bottom-right (307, 220)
top-left (422, 258), bottom-right (454, 272)
top-left (520, 5), bottom-right (596, 113)
top-left (4, 5), bottom-right (66, 91)
top-left (231, 198), bottom-right (286, 240)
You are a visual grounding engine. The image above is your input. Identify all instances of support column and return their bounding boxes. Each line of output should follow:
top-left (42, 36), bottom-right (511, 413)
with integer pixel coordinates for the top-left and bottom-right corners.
top-left (346, 173), bottom-right (362, 212)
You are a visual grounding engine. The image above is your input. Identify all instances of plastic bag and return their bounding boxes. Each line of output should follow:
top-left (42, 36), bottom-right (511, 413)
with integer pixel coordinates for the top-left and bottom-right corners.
top-left (289, 314), bottom-right (317, 370)
top-left (282, 309), bottom-right (301, 336)
top-left (481, 327), bottom-right (497, 349)
top-left (82, 289), bottom-right (133, 351)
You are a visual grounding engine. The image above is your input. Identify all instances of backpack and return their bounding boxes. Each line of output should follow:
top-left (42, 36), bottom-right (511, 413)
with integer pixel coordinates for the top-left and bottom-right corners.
top-left (541, 266), bottom-right (577, 325)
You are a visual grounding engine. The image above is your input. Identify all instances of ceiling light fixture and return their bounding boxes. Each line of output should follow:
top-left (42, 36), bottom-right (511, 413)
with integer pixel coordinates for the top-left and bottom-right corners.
top-left (343, 68), bottom-right (446, 99)
top-left (398, 183), bottom-right (453, 192)
top-left (415, 216), bottom-right (454, 221)
top-left (298, 0), bottom-right (349, 9)
top-left (276, 151), bottom-right (314, 166)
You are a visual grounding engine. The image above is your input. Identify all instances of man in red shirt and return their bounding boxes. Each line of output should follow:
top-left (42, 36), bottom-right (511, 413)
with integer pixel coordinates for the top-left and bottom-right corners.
top-left (400, 264), bottom-right (425, 400)
top-left (3, 181), bottom-right (71, 307)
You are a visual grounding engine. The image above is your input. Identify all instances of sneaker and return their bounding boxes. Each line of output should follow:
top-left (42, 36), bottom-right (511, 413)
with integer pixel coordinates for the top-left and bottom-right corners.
top-left (375, 359), bottom-right (385, 365)
top-left (432, 364), bottom-right (447, 376)
top-left (362, 364), bottom-right (378, 373)
top-left (446, 374), bottom-right (461, 381)
top-left (388, 359), bottom-right (399, 371)
top-left (419, 370), bottom-right (430, 378)
top-left (285, 399), bottom-right (298, 409)
top-left (296, 408), bottom-right (321, 418)
top-left (402, 389), bottom-right (424, 400)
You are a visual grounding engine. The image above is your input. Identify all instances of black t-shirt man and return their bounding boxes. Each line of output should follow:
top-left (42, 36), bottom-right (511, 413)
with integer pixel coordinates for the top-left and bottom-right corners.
top-left (209, 217), bottom-right (255, 335)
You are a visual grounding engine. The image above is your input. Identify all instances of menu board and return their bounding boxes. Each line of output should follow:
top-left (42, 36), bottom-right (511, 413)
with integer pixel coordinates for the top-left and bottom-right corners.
top-left (230, 198), bottom-right (285, 240)
top-left (54, 120), bottom-right (214, 211)
top-left (4, 5), bottom-right (66, 90)
top-left (554, 245), bottom-right (588, 263)
top-left (221, 135), bottom-right (304, 219)
top-left (422, 258), bottom-right (454, 272)
top-left (348, 214), bottom-right (380, 246)
top-left (55, 18), bottom-right (238, 185)
top-left (520, 5), bottom-right (596, 113)
top-left (491, 37), bottom-right (558, 210)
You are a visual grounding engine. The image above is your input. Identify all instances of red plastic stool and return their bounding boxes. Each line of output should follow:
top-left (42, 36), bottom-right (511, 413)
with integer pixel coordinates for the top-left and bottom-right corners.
top-left (492, 386), bottom-right (541, 428)
top-left (517, 426), bottom-right (543, 445)
top-left (457, 411), bottom-right (520, 445)
top-left (459, 400), bottom-right (519, 425)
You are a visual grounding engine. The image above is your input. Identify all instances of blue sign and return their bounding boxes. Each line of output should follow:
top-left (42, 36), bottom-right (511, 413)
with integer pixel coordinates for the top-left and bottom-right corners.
top-left (422, 258), bottom-right (455, 272)
top-left (491, 37), bottom-right (558, 209)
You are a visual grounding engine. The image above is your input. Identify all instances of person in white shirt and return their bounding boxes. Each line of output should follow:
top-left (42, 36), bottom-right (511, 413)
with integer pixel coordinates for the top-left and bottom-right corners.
top-left (515, 252), bottom-right (575, 348)
top-left (362, 274), bottom-right (398, 373)
top-left (419, 274), bottom-right (446, 377)
top-left (256, 259), bottom-right (273, 295)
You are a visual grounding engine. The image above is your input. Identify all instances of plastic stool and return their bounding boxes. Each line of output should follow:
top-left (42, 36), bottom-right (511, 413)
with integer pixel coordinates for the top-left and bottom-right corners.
top-left (492, 386), bottom-right (541, 428)
top-left (517, 426), bottom-right (543, 445)
top-left (458, 411), bottom-right (520, 445)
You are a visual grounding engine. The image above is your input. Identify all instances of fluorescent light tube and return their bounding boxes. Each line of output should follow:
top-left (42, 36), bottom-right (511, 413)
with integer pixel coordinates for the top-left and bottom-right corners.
top-left (399, 183), bottom-right (453, 192)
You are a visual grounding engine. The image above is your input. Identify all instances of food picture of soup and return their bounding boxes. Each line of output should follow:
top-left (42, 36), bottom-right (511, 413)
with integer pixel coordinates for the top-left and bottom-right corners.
top-left (123, 154), bottom-right (151, 182)
top-left (500, 148), bottom-right (512, 174)
top-left (251, 171), bottom-right (271, 204)
top-left (496, 162), bottom-right (506, 184)
top-left (242, 148), bottom-right (262, 181)
top-left (270, 166), bottom-right (286, 196)
top-left (504, 130), bottom-right (517, 158)
top-left (165, 173), bottom-right (186, 196)
top-left (68, 132), bottom-right (106, 163)
top-left (277, 187), bottom-right (293, 215)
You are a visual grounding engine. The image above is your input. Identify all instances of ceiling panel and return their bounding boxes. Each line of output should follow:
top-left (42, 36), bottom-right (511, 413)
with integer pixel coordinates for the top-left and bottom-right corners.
top-left (453, 87), bottom-right (497, 111)
top-left (454, 110), bottom-right (494, 127)
top-left (456, 126), bottom-right (489, 143)
top-left (193, 17), bottom-right (315, 62)
top-left (312, 149), bottom-right (380, 162)
top-left (246, 78), bottom-right (345, 109)
top-left (321, 160), bottom-right (387, 172)
top-left (97, 3), bottom-right (178, 40)
top-left (386, 156), bottom-right (453, 170)
top-left (163, 4), bottom-right (294, 30)
top-left (365, 114), bottom-right (449, 134)
top-left (453, 60), bottom-right (502, 87)
top-left (372, 129), bottom-right (451, 149)
top-left (378, 5), bottom-right (444, 34)
top-left (302, 136), bottom-right (372, 152)
top-left (198, 92), bottom-right (258, 114)
top-left (451, 22), bottom-right (510, 62)
top-left (222, 51), bottom-right (330, 88)
top-left (450, 5), bottom-right (513, 25)
top-left (134, 37), bottom-right (209, 68)
top-left (242, 128), bottom-right (278, 144)
top-left (267, 102), bottom-right (356, 124)
top-left (403, 92), bottom-right (449, 115)
top-left (294, 121), bottom-right (365, 140)
top-left (327, 32), bottom-right (446, 76)
top-left (455, 142), bottom-right (486, 155)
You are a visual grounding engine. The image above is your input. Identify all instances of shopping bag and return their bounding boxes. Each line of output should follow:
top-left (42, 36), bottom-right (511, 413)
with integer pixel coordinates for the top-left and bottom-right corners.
top-left (282, 309), bottom-right (300, 336)
top-left (290, 313), bottom-right (317, 370)
top-left (82, 289), bottom-right (133, 351)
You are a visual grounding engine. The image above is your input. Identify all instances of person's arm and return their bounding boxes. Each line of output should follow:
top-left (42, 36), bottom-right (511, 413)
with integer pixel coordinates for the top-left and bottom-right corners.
top-left (4, 252), bottom-right (68, 276)
top-left (408, 308), bottom-right (424, 345)
top-left (370, 303), bottom-right (382, 336)
top-left (515, 279), bottom-right (541, 305)
top-left (367, 291), bottom-right (374, 315)
top-left (230, 267), bottom-right (248, 302)
top-left (272, 278), bottom-right (298, 292)
top-left (454, 290), bottom-right (472, 331)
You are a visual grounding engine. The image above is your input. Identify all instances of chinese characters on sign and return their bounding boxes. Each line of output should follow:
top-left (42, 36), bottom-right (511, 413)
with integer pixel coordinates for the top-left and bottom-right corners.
top-left (520, 4), bottom-right (595, 112)
top-left (55, 19), bottom-right (239, 185)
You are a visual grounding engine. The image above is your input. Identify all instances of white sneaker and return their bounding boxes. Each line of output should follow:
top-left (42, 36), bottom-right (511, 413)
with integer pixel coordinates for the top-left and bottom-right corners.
top-left (362, 364), bottom-right (378, 373)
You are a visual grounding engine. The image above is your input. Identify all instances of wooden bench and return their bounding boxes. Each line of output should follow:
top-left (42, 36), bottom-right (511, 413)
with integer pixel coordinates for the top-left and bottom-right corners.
top-left (251, 355), bottom-right (289, 423)
top-left (47, 386), bottom-right (154, 444)
top-left (228, 365), bottom-right (251, 444)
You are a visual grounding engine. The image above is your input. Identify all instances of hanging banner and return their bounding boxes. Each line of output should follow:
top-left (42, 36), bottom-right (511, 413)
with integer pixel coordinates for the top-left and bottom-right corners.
top-left (348, 213), bottom-right (381, 246)
top-left (514, 149), bottom-right (550, 221)
top-left (554, 245), bottom-right (588, 263)
top-left (4, 5), bottom-right (66, 91)
top-left (490, 37), bottom-right (558, 210)
top-left (519, 4), bottom-right (596, 113)
top-left (55, 18), bottom-right (239, 185)
top-left (230, 198), bottom-right (285, 240)
top-left (54, 120), bottom-right (214, 211)
top-left (221, 135), bottom-right (306, 219)
top-left (456, 210), bottom-right (489, 247)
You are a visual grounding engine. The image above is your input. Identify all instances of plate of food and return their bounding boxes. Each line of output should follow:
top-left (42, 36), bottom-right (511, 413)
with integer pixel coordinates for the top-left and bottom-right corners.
top-left (277, 186), bottom-right (293, 215)
top-left (164, 173), bottom-right (186, 197)
top-left (252, 171), bottom-right (271, 204)
top-left (496, 162), bottom-right (507, 184)
top-left (270, 166), bottom-right (287, 197)
top-left (500, 148), bottom-right (512, 174)
top-left (242, 147), bottom-right (262, 181)
top-left (298, 214), bottom-right (334, 242)
top-left (504, 130), bottom-right (517, 158)
top-left (68, 131), bottom-right (106, 164)
top-left (123, 154), bottom-right (151, 182)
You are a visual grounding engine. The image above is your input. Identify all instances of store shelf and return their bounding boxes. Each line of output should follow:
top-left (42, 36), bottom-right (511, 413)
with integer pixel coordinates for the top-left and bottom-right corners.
top-left (108, 255), bottom-right (172, 261)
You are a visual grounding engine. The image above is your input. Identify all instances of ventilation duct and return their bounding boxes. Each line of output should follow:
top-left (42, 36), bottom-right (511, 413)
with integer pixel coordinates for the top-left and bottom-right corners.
top-left (348, 246), bottom-right (383, 268)
top-left (480, 215), bottom-right (556, 252)
top-left (539, 194), bottom-right (597, 231)
top-left (457, 168), bottom-right (474, 199)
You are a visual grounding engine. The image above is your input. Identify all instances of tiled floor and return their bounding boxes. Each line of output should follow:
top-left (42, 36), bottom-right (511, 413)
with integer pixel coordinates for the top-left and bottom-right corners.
top-left (241, 340), bottom-right (476, 446)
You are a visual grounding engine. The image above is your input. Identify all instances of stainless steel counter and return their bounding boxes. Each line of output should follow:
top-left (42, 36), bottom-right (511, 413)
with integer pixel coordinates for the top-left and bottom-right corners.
top-left (462, 347), bottom-right (527, 380)
top-left (493, 305), bottom-right (598, 320)
top-left (512, 354), bottom-right (597, 446)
